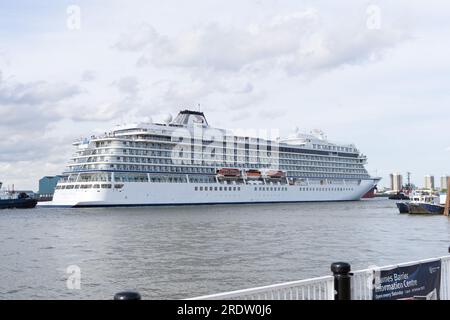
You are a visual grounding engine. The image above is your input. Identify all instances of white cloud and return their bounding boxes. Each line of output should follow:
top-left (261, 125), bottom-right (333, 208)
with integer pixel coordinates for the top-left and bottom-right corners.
top-left (81, 70), bottom-right (96, 82)
top-left (115, 9), bottom-right (406, 76)
top-left (0, 70), bottom-right (136, 125)
top-left (59, 102), bottom-right (130, 122)
top-left (113, 76), bottom-right (140, 96)
top-left (1, 1), bottom-right (449, 190)
top-left (114, 23), bottom-right (159, 51)
top-left (0, 75), bottom-right (81, 106)
top-left (0, 50), bottom-right (10, 68)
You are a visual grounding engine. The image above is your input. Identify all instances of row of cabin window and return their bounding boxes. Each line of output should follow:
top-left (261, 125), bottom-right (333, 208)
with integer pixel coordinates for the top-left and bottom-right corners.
top-left (76, 151), bottom-right (362, 166)
top-left (193, 186), bottom-right (355, 192)
top-left (75, 155), bottom-right (365, 172)
top-left (254, 187), bottom-right (288, 191)
top-left (68, 164), bottom-right (369, 181)
top-left (56, 184), bottom-right (123, 190)
top-left (284, 167), bottom-right (367, 174)
top-left (299, 187), bottom-right (354, 191)
top-left (70, 163), bottom-right (368, 178)
top-left (74, 156), bottom-right (366, 175)
top-left (281, 161), bottom-right (364, 169)
top-left (195, 186), bottom-right (241, 192)
top-left (288, 171), bottom-right (369, 179)
top-left (98, 136), bottom-right (356, 153)
top-left (96, 140), bottom-right (355, 157)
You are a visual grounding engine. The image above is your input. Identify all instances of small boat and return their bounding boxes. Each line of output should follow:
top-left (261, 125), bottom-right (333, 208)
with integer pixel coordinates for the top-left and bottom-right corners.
top-left (216, 168), bottom-right (241, 178)
top-left (0, 182), bottom-right (37, 209)
top-left (397, 191), bottom-right (444, 215)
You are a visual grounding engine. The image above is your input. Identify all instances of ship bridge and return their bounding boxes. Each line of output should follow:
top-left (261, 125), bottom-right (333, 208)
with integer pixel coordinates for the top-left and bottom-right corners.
top-left (170, 110), bottom-right (209, 127)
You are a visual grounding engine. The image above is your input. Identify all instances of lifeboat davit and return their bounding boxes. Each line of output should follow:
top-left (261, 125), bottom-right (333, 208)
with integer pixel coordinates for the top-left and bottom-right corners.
top-left (216, 168), bottom-right (241, 178)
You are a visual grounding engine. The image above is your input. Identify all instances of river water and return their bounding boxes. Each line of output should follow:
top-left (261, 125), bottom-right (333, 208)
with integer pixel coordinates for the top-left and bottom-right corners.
top-left (0, 198), bottom-right (449, 299)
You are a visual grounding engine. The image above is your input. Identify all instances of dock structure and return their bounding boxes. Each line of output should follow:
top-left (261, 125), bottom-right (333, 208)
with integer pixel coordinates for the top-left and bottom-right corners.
top-left (184, 254), bottom-right (450, 300)
top-left (115, 250), bottom-right (450, 300)
top-left (445, 177), bottom-right (450, 217)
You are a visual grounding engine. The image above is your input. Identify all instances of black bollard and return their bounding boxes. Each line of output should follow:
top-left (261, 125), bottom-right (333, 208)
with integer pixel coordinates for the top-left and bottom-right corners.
top-left (448, 246), bottom-right (450, 254)
top-left (331, 262), bottom-right (351, 300)
top-left (114, 291), bottom-right (142, 300)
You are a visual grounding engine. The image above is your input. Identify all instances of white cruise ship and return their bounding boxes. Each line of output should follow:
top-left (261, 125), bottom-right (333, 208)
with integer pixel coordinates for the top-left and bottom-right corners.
top-left (42, 110), bottom-right (380, 207)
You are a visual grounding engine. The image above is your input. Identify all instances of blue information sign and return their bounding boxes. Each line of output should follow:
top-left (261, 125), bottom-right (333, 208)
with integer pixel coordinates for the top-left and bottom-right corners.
top-left (373, 259), bottom-right (441, 300)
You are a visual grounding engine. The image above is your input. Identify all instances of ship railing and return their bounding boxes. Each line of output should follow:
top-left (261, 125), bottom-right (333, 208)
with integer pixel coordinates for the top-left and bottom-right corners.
top-left (187, 276), bottom-right (334, 300)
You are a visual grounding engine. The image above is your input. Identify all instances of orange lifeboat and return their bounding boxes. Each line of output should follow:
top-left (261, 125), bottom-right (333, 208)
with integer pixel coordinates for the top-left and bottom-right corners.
top-left (265, 170), bottom-right (286, 179)
top-left (216, 168), bottom-right (241, 178)
top-left (246, 169), bottom-right (262, 179)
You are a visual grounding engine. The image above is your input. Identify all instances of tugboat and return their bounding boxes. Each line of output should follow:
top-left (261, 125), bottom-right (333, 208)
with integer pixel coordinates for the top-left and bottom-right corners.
top-left (408, 194), bottom-right (444, 215)
top-left (396, 191), bottom-right (444, 215)
top-left (0, 182), bottom-right (37, 209)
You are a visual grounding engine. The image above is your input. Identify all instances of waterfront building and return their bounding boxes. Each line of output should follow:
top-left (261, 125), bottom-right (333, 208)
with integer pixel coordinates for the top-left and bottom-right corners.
top-left (424, 175), bottom-right (435, 190)
top-left (389, 173), bottom-right (403, 192)
top-left (441, 176), bottom-right (449, 190)
top-left (39, 176), bottom-right (62, 197)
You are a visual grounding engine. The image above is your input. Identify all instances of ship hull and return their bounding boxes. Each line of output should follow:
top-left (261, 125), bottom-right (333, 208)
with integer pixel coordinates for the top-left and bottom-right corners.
top-left (396, 202), bottom-right (410, 214)
top-left (0, 198), bottom-right (38, 209)
top-left (408, 202), bottom-right (444, 215)
top-left (39, 179), bottom-right (378, 208)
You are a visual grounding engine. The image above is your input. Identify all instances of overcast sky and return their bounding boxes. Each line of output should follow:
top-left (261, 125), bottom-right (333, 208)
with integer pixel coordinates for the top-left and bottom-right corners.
top-left (0, 0), bottom-right (449, 190)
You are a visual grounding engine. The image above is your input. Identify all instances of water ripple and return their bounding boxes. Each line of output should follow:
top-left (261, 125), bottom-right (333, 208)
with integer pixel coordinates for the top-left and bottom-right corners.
top-left (0, 199), bottom-right (449, 299)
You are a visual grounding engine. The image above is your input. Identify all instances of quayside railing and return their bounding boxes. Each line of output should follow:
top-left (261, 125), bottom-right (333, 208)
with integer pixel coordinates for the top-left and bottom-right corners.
top-left (184, 253), bottom-right (450, 301)
top-left (186, 275), bottom-right (335, 300)
top-left (112, 250), bottom-right (450, 300)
